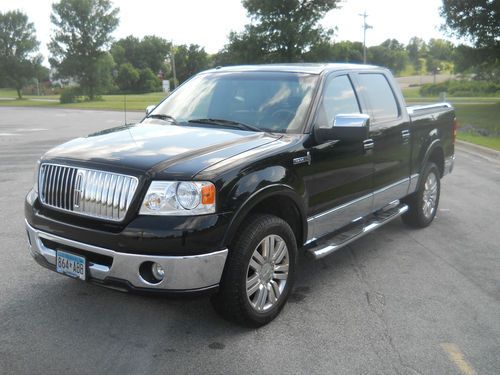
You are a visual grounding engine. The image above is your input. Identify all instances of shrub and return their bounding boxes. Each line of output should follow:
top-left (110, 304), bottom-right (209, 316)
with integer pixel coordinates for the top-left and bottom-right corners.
top-left (420, 80), bottom-right (500, 97)
top-left (59, 86), bottom-right (82, 103)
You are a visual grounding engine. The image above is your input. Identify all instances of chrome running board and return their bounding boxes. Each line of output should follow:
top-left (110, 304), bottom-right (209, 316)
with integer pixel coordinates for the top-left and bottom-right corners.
top-left (306, 203), bottom-right (408, 259)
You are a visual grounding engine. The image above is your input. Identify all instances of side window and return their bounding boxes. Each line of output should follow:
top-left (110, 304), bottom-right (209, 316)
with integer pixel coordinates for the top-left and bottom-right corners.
top-left (318, 75), bottom-right (360, 127)
top-left (357, 73), bottom-right (399, 122)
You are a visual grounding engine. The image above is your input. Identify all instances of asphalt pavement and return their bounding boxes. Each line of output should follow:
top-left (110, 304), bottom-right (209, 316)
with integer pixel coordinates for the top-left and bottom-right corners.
top-left (0, 107), bottom-right (499, 375)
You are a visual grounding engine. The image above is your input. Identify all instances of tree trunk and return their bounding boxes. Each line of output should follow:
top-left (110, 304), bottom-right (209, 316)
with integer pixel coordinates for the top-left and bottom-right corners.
top-left (16, 87), bottom-right (22, 100)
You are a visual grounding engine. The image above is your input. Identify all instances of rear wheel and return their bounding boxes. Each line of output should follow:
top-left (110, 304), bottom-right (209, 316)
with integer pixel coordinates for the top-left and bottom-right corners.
top-left (211, 214), bottom-right (297, 327)
top-left (402, 162), bottom-right (440, 228)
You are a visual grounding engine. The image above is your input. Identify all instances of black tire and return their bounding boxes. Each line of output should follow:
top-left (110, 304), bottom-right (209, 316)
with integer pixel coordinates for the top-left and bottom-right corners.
top-left (402, 162), bottom-right (441, 228)
top-left (211, 214), bottom-right (298, 327)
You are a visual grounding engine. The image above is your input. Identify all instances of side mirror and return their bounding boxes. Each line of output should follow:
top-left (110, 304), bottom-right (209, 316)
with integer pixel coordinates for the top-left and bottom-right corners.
top-left (145, 105), bottom-right (156, 116)
top-left (315, 113), bottom-right (370, 143)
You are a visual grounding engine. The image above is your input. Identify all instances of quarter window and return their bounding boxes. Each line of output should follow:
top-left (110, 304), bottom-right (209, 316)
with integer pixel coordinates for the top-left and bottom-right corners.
top-left (318, 75), bottom-right (360, 127)
top-left (357, 73), bottom-right (399, 122)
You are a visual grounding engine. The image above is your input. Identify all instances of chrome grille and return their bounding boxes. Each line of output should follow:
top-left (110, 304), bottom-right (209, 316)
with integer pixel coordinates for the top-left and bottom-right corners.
top-left (39, 164), bottom-right (138, 221)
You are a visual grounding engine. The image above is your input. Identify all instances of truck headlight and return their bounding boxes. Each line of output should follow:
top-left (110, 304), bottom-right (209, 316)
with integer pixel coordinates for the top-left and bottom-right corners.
top-left (139, 181), bottom-right (216, 216)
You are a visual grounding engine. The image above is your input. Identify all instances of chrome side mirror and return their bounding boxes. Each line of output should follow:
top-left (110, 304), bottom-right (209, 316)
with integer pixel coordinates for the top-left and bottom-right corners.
top-left (145, 105), bottom-right (156, 116)
top-left (333, 113), bottom-right (370, 127)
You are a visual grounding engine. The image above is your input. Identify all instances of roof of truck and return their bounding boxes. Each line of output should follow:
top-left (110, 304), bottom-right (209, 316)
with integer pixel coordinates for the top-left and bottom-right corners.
top-left (204, 63), bottom-right (381, 75)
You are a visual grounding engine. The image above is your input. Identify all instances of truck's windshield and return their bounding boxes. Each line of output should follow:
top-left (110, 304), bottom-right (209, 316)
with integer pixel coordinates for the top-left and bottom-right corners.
top-left (146, 72), bottom-right (318, 133)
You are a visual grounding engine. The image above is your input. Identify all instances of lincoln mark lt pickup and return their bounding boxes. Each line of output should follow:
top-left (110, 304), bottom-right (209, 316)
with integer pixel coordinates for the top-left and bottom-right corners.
top-left (25, 64), bottom-right (456, 326)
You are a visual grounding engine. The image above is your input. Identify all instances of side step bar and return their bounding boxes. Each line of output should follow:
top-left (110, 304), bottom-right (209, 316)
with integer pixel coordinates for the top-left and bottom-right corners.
top-left (306, 203), bottom-right (408, 259)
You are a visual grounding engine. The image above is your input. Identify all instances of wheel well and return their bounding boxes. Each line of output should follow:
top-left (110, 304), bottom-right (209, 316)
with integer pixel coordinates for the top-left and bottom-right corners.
top-left (428, 147), bottom-right (444, 177)
top-left (234, 195), bottom-right (304, 248)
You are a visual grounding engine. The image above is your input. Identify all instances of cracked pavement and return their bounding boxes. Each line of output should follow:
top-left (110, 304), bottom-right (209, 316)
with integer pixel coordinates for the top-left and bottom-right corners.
top-left (0, 107), bottom-right (499, 374)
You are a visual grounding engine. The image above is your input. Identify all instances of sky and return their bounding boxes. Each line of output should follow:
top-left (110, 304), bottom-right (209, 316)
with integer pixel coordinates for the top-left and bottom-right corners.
top-left (0, 0), bottom-right (462, 65)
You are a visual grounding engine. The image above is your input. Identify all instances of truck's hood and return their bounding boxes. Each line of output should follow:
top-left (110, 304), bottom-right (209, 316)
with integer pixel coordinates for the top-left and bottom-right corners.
top-left (42, 123), bottom-right (281, 177)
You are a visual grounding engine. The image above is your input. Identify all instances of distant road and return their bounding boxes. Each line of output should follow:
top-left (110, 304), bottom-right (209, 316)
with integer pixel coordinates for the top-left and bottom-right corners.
top-left (396, 73), bottom-right (456, 88)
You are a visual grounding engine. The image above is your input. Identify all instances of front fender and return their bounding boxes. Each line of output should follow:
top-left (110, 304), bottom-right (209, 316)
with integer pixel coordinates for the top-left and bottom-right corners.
top-left (222, 169), bottom-right (307, 247)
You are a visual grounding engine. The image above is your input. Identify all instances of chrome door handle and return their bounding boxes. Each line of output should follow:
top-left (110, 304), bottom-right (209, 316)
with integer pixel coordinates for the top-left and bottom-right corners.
top-left (363, 139), bottom-right (374, 151)
top-left (401, 129), bottom-right (410, 143)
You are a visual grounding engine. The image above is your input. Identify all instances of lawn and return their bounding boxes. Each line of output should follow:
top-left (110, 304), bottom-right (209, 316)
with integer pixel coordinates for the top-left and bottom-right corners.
top-left (0, 88), bottom-right (165, 111)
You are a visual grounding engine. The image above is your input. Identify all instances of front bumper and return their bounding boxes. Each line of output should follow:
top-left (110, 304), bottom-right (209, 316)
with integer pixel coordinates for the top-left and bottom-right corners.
top-left (26, 220), bottom-right (228, 293)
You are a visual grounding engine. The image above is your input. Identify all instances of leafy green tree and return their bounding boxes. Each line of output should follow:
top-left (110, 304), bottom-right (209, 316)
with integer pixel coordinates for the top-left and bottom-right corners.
top-left (441, 0), bottom-right (499, 48)
top-left (368, 39), bottom-right (408, 74)
top-left (305, 40), bottom-right (363, 62)
top-left (406, 37), bottom-right (427, 74)
top-left (137, 68), bottom-right (160, 92)
top-left (221, 0), bottom-right (339, 63)
top-left (111, 35), bottom-right (171, 74)
top-left (116, 63), bottom-right (139, 92)
top-left (0, 10), bottom-right (40, 98)
top-left (441, 0), bottom-right (498, 81)
top-left (172, 44), bottom-right (210, 84)
top-left (49, 0), bottom-right (119, 99)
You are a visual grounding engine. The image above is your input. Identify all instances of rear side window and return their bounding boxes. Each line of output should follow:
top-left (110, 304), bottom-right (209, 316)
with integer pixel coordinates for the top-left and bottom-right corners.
top-left (357, 73), bottom-right (399, 122)
top-left (318, 75), bottom-right (360, 127)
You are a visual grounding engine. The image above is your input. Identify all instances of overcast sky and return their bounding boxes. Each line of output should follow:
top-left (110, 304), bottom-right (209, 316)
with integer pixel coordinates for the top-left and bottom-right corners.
top-left (1, 0), bottom-right (462, 64)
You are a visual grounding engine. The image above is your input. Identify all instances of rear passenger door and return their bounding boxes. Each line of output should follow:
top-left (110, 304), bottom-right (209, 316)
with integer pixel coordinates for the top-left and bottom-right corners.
top-left (353, 72), bottom-right (411, 210)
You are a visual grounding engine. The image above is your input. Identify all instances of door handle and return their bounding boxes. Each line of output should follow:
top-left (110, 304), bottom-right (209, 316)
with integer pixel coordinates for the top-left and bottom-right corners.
top-left (401, 129), bottom-right (410, 143)
top-left (363, 139), bottom-right (374, 151)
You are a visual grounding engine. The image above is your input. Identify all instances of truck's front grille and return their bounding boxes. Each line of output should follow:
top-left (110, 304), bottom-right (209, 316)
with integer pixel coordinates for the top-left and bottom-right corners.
top-left (39, 164), bottom-right (139, 222)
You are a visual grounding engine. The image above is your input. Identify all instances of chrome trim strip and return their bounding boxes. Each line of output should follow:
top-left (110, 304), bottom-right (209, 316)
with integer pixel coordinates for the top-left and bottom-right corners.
top-left (25, 220), bottom-right (228, 291)
top-left (307, 176), bottom-right (416, 242)
top-left (444, 155), bottom-right (455, 176)
top-left (307, 193), bottom-right (373, 241)
top-left (309, 204), bottom-right (408, 259)
top-left (408, 173), bottom-right (419, 194)
top-left (407, 102), bottom-right (452, 115)
top-left (372, 177), bottom-right (410, 211)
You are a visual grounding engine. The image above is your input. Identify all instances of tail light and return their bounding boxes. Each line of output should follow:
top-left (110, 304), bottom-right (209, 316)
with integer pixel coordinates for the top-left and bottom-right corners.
top-left (452, 117), bottom-right (458, 144)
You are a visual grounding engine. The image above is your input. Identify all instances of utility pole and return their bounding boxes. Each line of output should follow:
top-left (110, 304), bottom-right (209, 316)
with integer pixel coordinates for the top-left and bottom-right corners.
top-left (171, 50), bottom-right (177, 89)
top-left (359, 11), bottom-right (372, 64)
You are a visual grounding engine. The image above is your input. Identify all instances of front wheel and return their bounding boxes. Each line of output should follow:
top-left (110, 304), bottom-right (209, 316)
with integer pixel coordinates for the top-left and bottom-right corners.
top-left (211, 214), bottom-right (297, 327)
top-left (402, 162), bottom-right (441, 228)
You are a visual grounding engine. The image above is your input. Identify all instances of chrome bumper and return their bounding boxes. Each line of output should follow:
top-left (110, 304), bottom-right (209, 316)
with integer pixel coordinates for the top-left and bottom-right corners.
top-left (25, 220), bottom-right (228, 291)
top-left (444, 154), bottom-right (455, 176)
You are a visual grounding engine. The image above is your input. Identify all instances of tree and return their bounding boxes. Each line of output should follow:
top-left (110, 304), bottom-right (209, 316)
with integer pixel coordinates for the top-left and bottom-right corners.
top-left (116, 63), bottom-right (139, 92)
top-left (406, 37), bottom-right (427, 74)
top-left (441, 1), bottom-right (499, 81)
top-left (172, 44), bottom-right (210, 84)
top-left (440, 0), bottom-right (499, 48)
top-left (368, 39), bottom-right (408, 74)
top-left (305, 40), bottom-right (363, 62)
top-left (0, 10), bottom-right (40, 98)
top-left (49, 0), bottom-right (119, 99)
top-left (221, 0), bottom-right (339, 63)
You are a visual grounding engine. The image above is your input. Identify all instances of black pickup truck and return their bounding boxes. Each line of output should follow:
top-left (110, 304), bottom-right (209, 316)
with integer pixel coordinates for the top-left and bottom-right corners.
top-left (25, 64), bottom-right (456, 326)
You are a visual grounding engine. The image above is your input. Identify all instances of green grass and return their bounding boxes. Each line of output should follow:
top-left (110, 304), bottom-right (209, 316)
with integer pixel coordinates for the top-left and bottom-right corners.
top-left (457, 133), bottom-right (500, 151)
top-left (0, 88), bottom-right (165, 111)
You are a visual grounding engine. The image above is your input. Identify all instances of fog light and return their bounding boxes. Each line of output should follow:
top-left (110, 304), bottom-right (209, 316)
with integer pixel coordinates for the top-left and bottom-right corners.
top-left (151, 263), bottom-right (165, 281)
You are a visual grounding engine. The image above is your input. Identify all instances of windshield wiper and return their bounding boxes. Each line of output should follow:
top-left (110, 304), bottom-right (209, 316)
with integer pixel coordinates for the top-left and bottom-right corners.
top-left (188, 118), bottom-right (263, 132)
top-left (146, 113), bottom-right (178, 124)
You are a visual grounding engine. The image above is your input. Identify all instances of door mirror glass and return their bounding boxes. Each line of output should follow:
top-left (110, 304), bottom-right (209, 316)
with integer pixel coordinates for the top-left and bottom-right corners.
top-left (145, 105), bottom-right (156, 115)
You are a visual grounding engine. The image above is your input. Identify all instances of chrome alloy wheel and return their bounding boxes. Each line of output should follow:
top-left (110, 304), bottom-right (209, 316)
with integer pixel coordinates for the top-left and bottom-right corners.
top-left (246, 234), bottom-right (289, 312)
top-left (422, 171), bottom-right (438, 219)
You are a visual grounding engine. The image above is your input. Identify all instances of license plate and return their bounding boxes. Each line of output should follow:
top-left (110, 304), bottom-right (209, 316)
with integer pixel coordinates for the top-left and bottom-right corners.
top-left (56, 250), bottom-right (86, 281)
